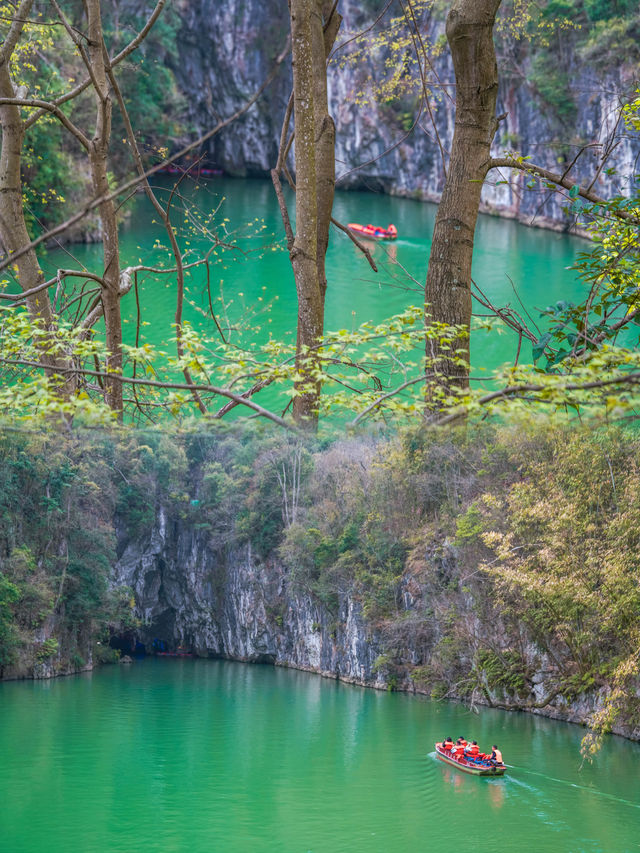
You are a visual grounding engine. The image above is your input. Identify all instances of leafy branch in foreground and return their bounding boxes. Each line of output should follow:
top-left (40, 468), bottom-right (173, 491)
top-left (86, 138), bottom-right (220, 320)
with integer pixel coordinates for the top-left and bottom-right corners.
top-left (0, 301), bottom-right (472, 426)
top-left (7, 293), bottom-right (640, 429)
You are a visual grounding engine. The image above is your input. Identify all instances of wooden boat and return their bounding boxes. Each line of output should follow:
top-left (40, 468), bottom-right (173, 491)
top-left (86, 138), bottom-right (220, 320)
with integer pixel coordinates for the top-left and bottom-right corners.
top-left (157, 649), bottom-right (194, 658)
top-left (155, 165), bottom-right (223, 178)
top-left (347, 222), bottom-right (398, 240)
top-left (435, 743), bottom-right (506, 776)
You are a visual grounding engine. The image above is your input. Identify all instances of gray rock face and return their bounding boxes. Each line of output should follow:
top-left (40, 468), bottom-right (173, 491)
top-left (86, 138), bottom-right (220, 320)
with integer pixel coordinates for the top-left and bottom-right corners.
top-left (172, 0), bottom-right (639, 229)
top-left (115, 505), bottom-right (639, 741)
top-left (114, 506), bottom-right (386, 687)
top-left (173, 0), bottom-right (289, 175)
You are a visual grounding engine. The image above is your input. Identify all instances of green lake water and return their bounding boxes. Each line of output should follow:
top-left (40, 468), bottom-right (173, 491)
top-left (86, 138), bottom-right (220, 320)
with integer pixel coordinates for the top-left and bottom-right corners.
top-left (51, 177), bottom-right (588, 387)
top-left (1, 659), bottom-right (639, 852)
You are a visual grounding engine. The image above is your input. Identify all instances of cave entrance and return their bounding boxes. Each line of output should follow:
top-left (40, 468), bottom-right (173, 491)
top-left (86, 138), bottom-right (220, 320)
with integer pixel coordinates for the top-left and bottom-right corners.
top-left (141, 610), bottom-right (195, 656)
top-left (109, 631), bottom-right (146, 657)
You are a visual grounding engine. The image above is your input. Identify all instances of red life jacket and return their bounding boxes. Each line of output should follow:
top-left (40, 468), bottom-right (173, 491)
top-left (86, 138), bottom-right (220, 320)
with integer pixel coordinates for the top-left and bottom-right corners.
top-left (468, 745), bottom-right (480, 756)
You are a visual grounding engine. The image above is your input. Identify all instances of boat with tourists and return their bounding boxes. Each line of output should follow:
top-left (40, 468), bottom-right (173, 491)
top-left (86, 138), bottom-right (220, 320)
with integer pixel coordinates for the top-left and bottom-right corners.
top-left (154, 164), bottom-right (223, 178)
top-left (435, 741), bottom-right (506, 777)
top-left (347, 222), bottom-right (398, 240)
top-left (157, 649), bottom-right (195, 657)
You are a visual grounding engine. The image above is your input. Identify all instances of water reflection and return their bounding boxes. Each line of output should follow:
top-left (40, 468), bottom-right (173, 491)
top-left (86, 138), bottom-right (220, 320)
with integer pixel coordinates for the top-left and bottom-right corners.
top-left (1, 659), bottom-right (639, 853)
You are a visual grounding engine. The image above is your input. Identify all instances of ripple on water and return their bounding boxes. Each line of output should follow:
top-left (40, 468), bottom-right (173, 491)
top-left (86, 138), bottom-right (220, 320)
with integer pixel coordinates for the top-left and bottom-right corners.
top-left (1, 660), bottom-right (640, 853)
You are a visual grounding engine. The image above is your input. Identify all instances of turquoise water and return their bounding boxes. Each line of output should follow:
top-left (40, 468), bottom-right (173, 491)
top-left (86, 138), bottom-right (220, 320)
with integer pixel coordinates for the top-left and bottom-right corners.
top-left (51, 176), bottom-right (587, 384)
top-left (1, 659), bottom-right (639, 852)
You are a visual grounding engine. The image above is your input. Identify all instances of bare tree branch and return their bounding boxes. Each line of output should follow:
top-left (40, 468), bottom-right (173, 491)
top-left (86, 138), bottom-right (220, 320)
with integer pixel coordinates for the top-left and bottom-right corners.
top-left (1, 359), bottom-right (296, 430)
top-left (489, 156), bottom-right (640, 226)
top-left (436, 372), bottom-right (640, 426)
top-left (0, 38), bottom-right (290, 273)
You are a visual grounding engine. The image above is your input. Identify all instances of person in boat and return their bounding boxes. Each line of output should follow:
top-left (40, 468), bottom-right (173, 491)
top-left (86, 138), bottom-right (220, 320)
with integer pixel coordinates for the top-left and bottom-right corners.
top-left (450, 736), bottom-right (466, 757)
top-left (465, 741), bottom-right (480, 759)
top-left (387, 223), bottom-right (397, 238)
top-left (489, 745), bottom-right (504, 765)
top-left (442, 737), bottom-right (454, 751)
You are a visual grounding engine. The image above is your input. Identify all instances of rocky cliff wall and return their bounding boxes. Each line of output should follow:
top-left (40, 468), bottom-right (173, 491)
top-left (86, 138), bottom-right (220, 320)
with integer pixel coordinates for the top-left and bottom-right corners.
top-left (114, 506), bottom-right (640, 741)
top-left (172, 0), bottom-right (639, 229)
top-left (114, 505), bottom-right (387, 686)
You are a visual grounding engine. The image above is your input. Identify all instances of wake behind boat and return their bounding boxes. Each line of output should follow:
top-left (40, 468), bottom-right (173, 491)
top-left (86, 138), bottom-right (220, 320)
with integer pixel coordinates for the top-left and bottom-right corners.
top-left (435, 741), bottom-right (506, 777)
top-left (347, 222), bottom-right (398, 240)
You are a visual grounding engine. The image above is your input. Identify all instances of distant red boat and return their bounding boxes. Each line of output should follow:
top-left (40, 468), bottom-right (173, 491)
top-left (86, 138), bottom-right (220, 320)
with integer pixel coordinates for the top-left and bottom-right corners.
top-left (157, 650), bottom-right (194, 658)
top-left (348, 222), bottom-right (398, 240)
top-left (154, 165), bottom-right (223, 178)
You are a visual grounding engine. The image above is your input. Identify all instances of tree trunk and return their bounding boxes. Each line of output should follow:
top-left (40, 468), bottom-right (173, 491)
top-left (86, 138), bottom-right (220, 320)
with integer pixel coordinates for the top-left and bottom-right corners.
top-left (85, 0), bottom-right (123, 415)
top-left (424, 0), bottom-right (502, 394)
top-left (0, 3), bottom-right (69, 386)
top-left (0, 67), bottom-right (55, 331)
top-left (289, 0), bottom-right (338, 428)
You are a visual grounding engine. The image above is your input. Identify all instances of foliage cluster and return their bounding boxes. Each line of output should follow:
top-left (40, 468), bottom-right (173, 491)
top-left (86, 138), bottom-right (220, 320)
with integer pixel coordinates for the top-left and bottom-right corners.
top-left (1, 418), bottom-right (638, 749)
top-left (3, 2), bottom-right (188, 234)
top-left (500, 0), bottom-right (640, 129)
top-left (0, 302), bottom-right (468, 427)
top-left (0, 428), bottom-right (138, 674)
top-left (277, 422), bottom-right (639, 746)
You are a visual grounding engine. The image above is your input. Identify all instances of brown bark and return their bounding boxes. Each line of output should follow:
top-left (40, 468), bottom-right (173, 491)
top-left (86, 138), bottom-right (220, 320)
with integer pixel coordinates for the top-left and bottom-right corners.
top-left (0, 69), bottom-right (54, 330)
top-left (288, 0), bottom-right (340, 428)
top-left (0, 1), bottom-right (64, 379)
top-left (84, 0), bottom-right (123, 415)
top-left (424, 0), bottom-right (502, 392)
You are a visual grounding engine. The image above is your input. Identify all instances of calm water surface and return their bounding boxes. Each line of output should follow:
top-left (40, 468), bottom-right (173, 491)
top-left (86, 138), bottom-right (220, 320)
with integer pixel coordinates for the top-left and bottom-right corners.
top-left (1, 659), bottom-right (639, 852)
top-left (51, 177), bottom-right (588, 382)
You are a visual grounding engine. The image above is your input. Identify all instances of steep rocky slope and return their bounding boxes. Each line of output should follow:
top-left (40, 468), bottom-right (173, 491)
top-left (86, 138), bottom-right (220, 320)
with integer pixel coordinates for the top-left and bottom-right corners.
top-left (113, 503), bottom-right (640, 741)
top-left (2, 426), bottom-right (638, 744)
top-left (172, 0), bottom-right (639, 229)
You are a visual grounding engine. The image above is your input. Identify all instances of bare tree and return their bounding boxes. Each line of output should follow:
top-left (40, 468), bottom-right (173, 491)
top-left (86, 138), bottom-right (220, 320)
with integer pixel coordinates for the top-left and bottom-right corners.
top-left (0, 0), bottom-right (166, 415)
top-left (65, 0), bottom-right (124, 412)
top-left (0, 2), bottom-right (297, 427)
top-left (423, 0), bottom-right (640, 402)
top-left (275, 443), bottom-right (305, 526)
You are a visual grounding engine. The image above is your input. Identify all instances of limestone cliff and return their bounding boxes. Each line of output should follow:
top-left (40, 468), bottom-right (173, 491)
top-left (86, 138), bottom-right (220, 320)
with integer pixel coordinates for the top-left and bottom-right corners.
top-left (171, 0), bottom-right (639, 229)
top-left (113, 506), bottom-right (640, 742)
top-left (114, 506), bottom-right (386, 687)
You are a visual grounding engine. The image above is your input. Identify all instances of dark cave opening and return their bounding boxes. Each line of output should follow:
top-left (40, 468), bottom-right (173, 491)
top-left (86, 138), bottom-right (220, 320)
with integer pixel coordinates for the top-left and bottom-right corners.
top-left (109, 631), bottom-right (146, 657)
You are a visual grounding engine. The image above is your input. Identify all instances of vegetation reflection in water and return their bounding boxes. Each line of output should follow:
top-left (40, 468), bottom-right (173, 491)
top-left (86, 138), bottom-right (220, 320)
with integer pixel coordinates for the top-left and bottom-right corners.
top-left (1, 659), bottom-right (639, 853)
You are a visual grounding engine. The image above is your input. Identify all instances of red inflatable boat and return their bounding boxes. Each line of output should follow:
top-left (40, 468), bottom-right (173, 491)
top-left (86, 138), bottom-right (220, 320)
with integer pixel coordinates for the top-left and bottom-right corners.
top-left (348, 222), bottom-right (398, 240)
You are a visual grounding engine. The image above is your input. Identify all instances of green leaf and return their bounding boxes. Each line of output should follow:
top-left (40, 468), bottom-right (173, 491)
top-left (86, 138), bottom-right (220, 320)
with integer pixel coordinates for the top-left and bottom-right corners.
top-left (532, 332), bottom-right (552, 362)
